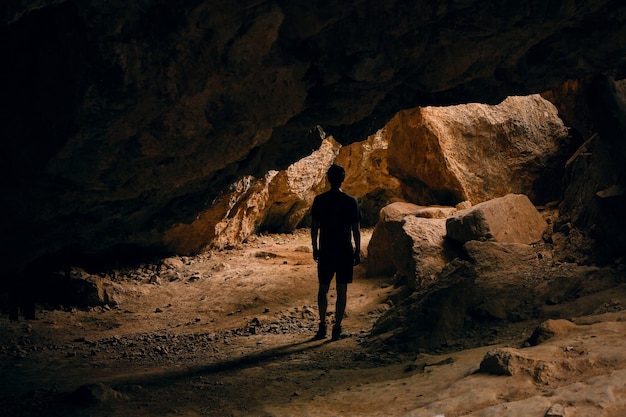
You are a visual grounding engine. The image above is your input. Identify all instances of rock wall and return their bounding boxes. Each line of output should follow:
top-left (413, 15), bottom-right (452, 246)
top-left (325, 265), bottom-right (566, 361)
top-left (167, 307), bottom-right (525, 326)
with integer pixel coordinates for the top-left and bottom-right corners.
top-left (557, 77), bottom-right (626, 263)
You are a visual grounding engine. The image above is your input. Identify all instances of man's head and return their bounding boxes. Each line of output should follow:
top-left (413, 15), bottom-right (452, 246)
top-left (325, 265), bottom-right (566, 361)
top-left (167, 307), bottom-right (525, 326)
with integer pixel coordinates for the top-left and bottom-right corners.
top-left (327, 164), bottom-right (346, 188)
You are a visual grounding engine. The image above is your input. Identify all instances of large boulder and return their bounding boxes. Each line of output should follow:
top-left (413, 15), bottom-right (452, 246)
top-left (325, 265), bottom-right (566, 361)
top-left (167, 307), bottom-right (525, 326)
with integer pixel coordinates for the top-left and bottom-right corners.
top-left (446, 194), bottom-right (547, 244)
top-left (393, 216), bottom-right (453, 288)
top-left (463, 240), bottom-right (546, 321)
top-left (368, 259), bottom-right (477, 352)
top-left (366, 202), bottom-right (457, 284)
top-left (386, 95), bottom-right (571, 205)
top-left (368, 236), bottom-right (623, 352)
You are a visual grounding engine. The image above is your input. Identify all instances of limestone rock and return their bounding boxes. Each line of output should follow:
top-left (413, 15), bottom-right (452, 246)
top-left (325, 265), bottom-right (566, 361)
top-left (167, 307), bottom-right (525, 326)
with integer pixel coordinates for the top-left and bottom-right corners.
top-left (526, 319), bottom-right (577, 347)
top-left (393, 217), bottom-right (451, 289)
top-left (464, 240), bottom-right (542, 274)
top-left (463, 240), bottom-right (546, 322)
top-left (446, 194), bottom-right (547, 244)
top-left (260, 137), bottom-right (341, 233)
top-left (69, 383), bottom-right (127, 405)
top-left (366, 202), bottom-right (457, 278)
top-left (63, 267), bottom-right (122, 307)
top-left (368, 233), bottom-right (624, 353)
top-left (479, 347), bottom-right (523, 376)
top-left (163, 174), bottom-right (275, 252)
top-left (367, 203), bottom-right (419, 277)
top-left (478, 345), bottom-right (597, 386)
top-left (386, 95), bottom-right (570, 205)
top-left (368, 259), bottom-right (477, 351)
top-left (163, 138), bottom-right (339, 251)
top-left (545, 404), bottom-right (567, 417)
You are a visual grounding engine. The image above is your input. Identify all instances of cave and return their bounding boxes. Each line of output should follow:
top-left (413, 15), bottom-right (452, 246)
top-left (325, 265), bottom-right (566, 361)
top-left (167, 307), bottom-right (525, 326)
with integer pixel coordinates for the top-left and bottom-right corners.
top-left (2, 1), bottom-right (626, 416)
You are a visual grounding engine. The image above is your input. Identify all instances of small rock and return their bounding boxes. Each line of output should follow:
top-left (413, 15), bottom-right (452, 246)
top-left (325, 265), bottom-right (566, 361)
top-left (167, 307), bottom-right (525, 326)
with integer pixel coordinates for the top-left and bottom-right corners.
top-left (526, 319), bottom-right (576, 346)
top-left (69, 383), bottom-right (127, 405)
top-left (545, 403), bottom-right (566, 417)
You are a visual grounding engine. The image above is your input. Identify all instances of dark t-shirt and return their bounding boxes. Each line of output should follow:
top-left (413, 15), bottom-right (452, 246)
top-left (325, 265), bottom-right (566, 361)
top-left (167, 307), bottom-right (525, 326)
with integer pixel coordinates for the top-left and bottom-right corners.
top-left (311, 188), bottom-right (359, 254)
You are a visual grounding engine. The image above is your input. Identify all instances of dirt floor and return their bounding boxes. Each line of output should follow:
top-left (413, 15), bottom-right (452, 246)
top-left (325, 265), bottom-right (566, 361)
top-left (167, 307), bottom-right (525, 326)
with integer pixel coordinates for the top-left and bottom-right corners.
top-left (1, 229), bottom-right (626, 417)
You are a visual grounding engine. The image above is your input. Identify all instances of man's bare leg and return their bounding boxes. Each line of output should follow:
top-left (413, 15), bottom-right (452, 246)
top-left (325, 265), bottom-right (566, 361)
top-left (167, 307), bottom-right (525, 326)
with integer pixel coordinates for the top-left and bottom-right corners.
top-left (333, 283), bottom-right (348, 340)
top-left (316, 284), bottom-right (330, 338)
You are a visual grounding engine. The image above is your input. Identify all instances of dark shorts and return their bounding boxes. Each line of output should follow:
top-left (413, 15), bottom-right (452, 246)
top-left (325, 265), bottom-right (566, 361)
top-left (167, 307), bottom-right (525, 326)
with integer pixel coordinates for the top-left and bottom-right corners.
top-left (317, 252), bottom-right (354, 285)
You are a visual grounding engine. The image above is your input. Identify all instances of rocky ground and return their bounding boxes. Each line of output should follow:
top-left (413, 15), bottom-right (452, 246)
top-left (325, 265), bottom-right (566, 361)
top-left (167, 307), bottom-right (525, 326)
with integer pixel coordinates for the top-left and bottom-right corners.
top-left (1, 228), bottom-right (626, 417)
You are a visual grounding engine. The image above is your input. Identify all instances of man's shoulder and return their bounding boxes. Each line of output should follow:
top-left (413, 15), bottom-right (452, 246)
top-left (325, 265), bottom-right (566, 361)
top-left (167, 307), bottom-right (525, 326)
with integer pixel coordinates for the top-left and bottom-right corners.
top-left (339, 190), bottom-right (358, 204)
top-left (313, 189), bottom-right (358, 208)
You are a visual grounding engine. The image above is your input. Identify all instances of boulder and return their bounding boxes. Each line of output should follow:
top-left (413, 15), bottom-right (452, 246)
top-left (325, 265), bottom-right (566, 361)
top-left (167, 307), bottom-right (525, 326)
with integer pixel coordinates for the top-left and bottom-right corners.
top-left (525, 319), bottom-right (577, 346)
top-left (368, 259), bottom-right (477, 352)
top-left (393, 217), bottom-right (451, 289)
top-left (478, 345), bottom-right (592, 386)
top-left (69, 383), bottom-right (127, 405)
top-left (368, 232), bottom-right (624, 353)
top-left (366, 202), bottom-right (457, 279)
top-left (60, 267), bottom-right (122, 307)
top-left (446, 194), bottom-right (547, 244)
top-left (464, 240), bottom-right (543, 274)
top-left (463, 240), bottom-right (547, 322)
top-left (386, 95), bottom-right (570, 205)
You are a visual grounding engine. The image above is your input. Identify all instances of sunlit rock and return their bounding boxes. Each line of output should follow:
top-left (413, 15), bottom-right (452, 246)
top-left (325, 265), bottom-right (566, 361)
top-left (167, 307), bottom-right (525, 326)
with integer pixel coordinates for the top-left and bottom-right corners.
top-left (446, 194), bottom-right (547, 244)
top-left (260, 137), bottom-right (341, 233)
top-left (386, 95), bottom-right (571, 205)
top-left (366, 202), bottom-right (457, 281)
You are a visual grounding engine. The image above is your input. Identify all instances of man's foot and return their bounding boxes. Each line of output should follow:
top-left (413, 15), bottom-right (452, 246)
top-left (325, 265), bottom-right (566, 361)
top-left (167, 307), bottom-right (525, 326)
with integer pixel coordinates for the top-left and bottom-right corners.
top-left (314, 323), bottom-right (327, 340)
top-left (331, 324), bottom-right (342, 341)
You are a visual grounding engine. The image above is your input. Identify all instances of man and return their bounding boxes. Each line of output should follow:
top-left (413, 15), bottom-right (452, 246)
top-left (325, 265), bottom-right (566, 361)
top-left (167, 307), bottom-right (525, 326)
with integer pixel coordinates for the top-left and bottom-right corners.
top-left (310, 164), bottom-right (361, 340)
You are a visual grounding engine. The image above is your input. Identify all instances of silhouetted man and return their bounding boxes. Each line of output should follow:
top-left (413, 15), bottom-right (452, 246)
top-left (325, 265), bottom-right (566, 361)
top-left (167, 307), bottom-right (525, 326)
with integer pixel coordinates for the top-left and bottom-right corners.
top-left (311, 164), bottom-right (361, 340)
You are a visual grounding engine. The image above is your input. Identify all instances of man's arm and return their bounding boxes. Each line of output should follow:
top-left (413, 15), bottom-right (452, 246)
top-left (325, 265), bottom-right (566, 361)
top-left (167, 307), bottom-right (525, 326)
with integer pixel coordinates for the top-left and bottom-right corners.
top-left (351, 221), bottom-right (361, 265)
top-left (311, 218), bottom-right (320, 261)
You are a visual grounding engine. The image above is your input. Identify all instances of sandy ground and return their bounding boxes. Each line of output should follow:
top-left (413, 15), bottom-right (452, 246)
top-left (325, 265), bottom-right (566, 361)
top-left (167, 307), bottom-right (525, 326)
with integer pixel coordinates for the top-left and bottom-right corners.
top-left (1, 228), bottom-right (626, 417)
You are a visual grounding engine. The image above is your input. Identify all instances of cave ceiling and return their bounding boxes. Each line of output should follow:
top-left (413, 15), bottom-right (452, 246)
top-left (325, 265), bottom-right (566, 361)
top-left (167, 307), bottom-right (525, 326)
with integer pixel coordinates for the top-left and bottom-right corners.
top-left (2, 0), bottom-right (626, 272)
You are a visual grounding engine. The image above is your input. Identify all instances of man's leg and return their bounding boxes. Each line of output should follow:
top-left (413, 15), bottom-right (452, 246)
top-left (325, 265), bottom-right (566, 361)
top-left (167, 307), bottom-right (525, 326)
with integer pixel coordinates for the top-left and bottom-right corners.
top-left (316, 284), bottom-right (330, 338)
top-left (335, 283), bottom-right (348, 326)
top-left (332, 283), bottom-right (348, 340)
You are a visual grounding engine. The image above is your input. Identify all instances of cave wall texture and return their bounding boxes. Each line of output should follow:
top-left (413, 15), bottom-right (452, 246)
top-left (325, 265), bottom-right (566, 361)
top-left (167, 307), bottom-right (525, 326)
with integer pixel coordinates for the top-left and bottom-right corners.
top-left (2, 0), bottom-right (626, 275)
